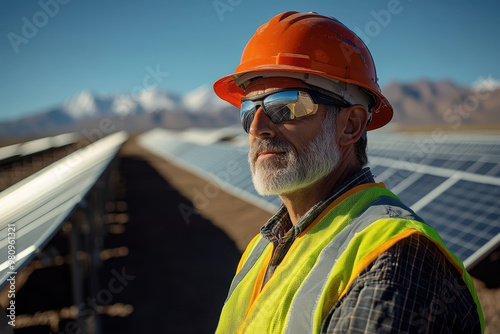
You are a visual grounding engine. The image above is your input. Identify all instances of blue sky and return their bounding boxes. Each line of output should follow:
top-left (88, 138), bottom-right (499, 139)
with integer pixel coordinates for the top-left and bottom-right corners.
top-left (1, 0), bottom-right (499, 121)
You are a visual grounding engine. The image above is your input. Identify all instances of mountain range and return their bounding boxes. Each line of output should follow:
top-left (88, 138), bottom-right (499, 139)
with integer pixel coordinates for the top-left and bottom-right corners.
top-left (1, 79), bottom-right (499, 139)
top-left (383, 78), bottom-right (500, 129)
top-left (0, 85), bottom-right (240, 139)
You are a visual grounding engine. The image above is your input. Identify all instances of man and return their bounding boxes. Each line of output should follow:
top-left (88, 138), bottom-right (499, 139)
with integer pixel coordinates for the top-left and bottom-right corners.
top-left (213, 11), bottom-right (483, 333)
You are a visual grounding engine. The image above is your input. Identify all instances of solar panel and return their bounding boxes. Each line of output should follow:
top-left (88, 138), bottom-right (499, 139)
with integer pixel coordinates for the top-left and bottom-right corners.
top-left (369, 165), bottom-right (388, 178)
top-left (475, 162), bottom-right (497, 175)
top-left (395, 174), bottom-right (448, 207)
top-left (417, 180), bottom-right (500, 264)
top-left (379, 168), bottom-right (414, 189)
top-left (367, 132), bottom-right (500, 271)
top-left (139, 128), bottom-right (500, 273)
top-left (425, 157), bottom-right (451, 168)
top-left (0, 143), bottom-right (20, 163)
top-left (0, 131), bottom-right (127, 289)
top-left (0, 133), bottom-right (79, 164)
top-left (18, 137), bottom-right (53, 156)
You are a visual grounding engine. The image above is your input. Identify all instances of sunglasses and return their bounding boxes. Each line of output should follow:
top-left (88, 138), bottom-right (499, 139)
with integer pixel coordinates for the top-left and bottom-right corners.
top-left (240, 88), bottom-right (350, 133)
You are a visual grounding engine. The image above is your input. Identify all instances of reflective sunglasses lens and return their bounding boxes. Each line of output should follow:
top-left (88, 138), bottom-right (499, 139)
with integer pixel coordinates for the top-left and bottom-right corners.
top-left (264, 90), bottom-right (317, 122)
top-left (240, 90), bottom-right (320, 132)
top-left (240, 100), bottom-right (256, 132)
top-left (293, 91), bottom-right (317, 118)
top-left (263, 90), bottom-right (297, 123)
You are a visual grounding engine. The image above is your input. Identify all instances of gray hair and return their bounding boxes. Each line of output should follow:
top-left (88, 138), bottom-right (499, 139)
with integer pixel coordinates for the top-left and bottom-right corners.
top-left (308, 84), bottom-right (369, 167)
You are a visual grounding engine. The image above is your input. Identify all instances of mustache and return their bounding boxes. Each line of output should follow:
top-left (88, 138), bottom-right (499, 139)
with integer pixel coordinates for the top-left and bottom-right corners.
top-left (249, 138), bottom-right (293, 161)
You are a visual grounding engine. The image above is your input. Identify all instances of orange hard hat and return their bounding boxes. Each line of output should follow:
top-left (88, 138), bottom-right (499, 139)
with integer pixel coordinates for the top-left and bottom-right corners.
top-left (213, 11), bottom-right (393, 130)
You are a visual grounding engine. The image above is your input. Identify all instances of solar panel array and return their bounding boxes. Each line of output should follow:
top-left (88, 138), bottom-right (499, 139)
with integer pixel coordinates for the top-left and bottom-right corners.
top-left (367, 132), bottom-right (500, 268)
top-left (138, 128), bottom-right (500, 270)
top-left (0, 132), bottom-right (79, 163)
top-left (0, 131), bottom-right (128, 288)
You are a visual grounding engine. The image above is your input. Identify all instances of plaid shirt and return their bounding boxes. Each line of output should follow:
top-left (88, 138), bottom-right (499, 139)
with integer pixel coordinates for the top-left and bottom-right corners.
top-left (259, 168), bottom-right (481, 333)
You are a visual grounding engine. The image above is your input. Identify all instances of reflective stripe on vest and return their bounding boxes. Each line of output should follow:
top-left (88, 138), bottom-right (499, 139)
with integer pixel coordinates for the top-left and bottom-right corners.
top-left (216, 184), bottom-right (484, 334)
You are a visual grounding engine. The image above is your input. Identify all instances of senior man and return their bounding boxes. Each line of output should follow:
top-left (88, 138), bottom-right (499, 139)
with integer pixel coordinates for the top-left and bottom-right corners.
top-left (213, 11), bottom-right (483, 333)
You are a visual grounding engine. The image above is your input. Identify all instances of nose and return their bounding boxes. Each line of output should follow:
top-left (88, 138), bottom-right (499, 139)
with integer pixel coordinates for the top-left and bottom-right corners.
top-left (248, 107), bottom-right (277, 139)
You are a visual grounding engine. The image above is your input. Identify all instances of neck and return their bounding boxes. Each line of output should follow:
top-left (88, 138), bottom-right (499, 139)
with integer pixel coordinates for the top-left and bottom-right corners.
top-left (280, 158), bottom-right (361, 225)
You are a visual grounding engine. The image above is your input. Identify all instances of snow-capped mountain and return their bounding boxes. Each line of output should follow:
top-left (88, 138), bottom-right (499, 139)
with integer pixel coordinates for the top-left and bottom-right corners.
top-left (181, 84), bottom-right (230, 113)
top-left (62, 90), bottom-right (120, 119)
top-left (136, 89), bottom-right (180, 113)
top-left (0, 86), bottom-right (240, 138)
top-left (61, 86), bottom-right (217, 120)
top-left (63, 91), bottom-right (99, 118)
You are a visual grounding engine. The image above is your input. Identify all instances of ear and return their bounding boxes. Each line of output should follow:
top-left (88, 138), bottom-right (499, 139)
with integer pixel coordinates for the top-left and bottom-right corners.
top-left (337, 105), bottom-right (368, 146)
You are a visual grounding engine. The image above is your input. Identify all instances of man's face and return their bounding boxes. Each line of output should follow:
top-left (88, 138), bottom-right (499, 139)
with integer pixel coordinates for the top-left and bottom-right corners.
top-left (245, 78), bottom-right (341, 195)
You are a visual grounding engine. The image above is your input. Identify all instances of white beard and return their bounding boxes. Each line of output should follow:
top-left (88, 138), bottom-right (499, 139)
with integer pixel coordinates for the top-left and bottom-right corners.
top-left (249, 115), bottom-right (340, 196)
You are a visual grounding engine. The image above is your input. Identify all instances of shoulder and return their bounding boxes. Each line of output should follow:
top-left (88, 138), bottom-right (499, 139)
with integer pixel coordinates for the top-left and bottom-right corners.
top-left (323, 234), bottom-right (481, 333)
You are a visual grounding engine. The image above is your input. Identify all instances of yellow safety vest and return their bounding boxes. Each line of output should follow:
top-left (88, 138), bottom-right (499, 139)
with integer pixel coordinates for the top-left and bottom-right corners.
top-left (216, 184), bottom-right (484, 333)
